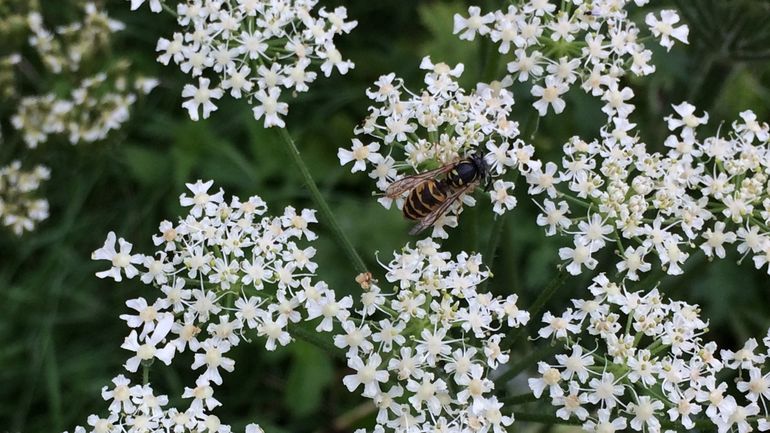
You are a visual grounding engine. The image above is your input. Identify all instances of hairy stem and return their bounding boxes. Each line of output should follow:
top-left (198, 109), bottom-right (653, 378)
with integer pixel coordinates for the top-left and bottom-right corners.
top-left (290, 321), bottom-right (345, 360)
top-left (277, 128), bottom-right (368, 274)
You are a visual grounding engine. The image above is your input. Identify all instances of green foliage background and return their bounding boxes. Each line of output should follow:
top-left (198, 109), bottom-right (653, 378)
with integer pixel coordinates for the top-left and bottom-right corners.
top-left (2, 0), bottom-right (770, 432)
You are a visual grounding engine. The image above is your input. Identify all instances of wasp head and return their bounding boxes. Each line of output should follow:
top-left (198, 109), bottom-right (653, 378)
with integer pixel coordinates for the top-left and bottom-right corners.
top-left (469, 151), bottom-right (492, 192)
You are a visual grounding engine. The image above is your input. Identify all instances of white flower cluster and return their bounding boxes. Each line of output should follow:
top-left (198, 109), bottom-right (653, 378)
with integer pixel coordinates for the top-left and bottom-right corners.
top-left (144, 0), bottom-right (357, 127)
top-left (340, 58), bottom-right (534, 237)
top-left (719, 330), bottom-right (770, 433)
top-left (343, 239), bottom-right (530, 433)
top-left (12, 68), bottom-right (157, 148)
top-left (6, 3), bottom-right (157, 148)
top-left (453, 1), bottom-right (689, 117)
top-left (527, 106), bottom-right (770, 278)
top-left (0, 160), bottom-right (50, 235)
top-left (65, 374), bottom-right (264, 433)
top-left (26, 3), bottom-right (125, 74)
top-left (530, 273), bottom-right (723, 433)
top-left (70, 180), bottom-right (342, 433)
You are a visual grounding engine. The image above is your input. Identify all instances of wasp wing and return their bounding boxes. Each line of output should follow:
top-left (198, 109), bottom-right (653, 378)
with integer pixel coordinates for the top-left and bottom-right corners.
top-left (408, 182), bottom-right (477, 235)
top-left (385, 163), bottom-right (458, 198)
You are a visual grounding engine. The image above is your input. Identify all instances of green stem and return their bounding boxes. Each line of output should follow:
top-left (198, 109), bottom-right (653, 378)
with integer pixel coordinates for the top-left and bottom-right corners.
top-left (277, 128), bottom-right (368, 274)
top-left (558, 192), bottom-right (593, 209)
top-left (503, 269), bottom-right (568, 351)
top-left (290, 321), bottom-right (345, 360)
top-left (142, 363), bottom-right (150, 385)
top-left (480, 37), bottom-right (501, 83)
top-left (159, 0), bottom-right (178, 16)
top-left (484, 214), bottom-right (508, 269)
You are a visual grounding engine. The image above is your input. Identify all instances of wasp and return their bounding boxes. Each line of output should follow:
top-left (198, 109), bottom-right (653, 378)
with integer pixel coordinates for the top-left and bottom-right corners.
top-left (386, 153), bottom-right (491, 235)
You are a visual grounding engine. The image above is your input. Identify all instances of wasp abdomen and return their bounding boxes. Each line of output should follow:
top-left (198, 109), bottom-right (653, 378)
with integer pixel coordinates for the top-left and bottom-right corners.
top-left (403, 179), bottom-right (448, 220)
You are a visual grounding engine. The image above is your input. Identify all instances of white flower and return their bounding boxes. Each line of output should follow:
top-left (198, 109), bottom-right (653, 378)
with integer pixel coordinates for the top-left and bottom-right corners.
top-left (406, 374), bottom-right (446, 415)
top-left (453, 6), bottom-right (495, 41)
top-left (155, 33), bottom-right (185, 65)
top-left (129, 0), bottom-right (162, 13)
top-left (539, 310), bottom-right (580, 339)
top-left (121, 314), bottom-right (176, 372)
top-left (319, 44), bottom-right (354, 76)
top-left (616, 246), bottom-right (651, 281)
top-left (559, 240), bottom-right (598, 275)
top-left (700, 222), bottom-right (737, 258)
top-left (101, 374), bottom-right (141, 414)
top-left (489, 180), bottom-right (517, 214)
top-left (601, 84), bottom-right (635, 119)
top-left (553, 383), bottom-right (589, 421)
top-left (586, 373), bottom-right (624, 409)
top-left (342, 354), bottom-right (389, 397)
top-left (646, 10), bottom-right (689, 51)
top-left (737, 367), bottom-right (770, 402)
top-left (531, 75), bottom-right (568, 116)
top-left (182, 379), bottom-right (222, 412)
top-left (119, 297), bottom-right (170, 340)
top-left (245, 424), bottom-right (264, 433)
top-left (716, 396), bottom-right (759, 433)
top-left (666, 102), bottom-right (708, 132)
top-left (191, 341), bottom-right (236, 385)
top-left (334, 321), bottom-right (373, 356)
top-left (556, 346), bottom-right (594, 383)
top-left (338, 140), bottom-right (381, 173)
top-left (252, 87), bottom-right (288, 128)
top-left (529, 362), bottom-right (564, 398)
top-left (582, 409), bottom-right (627, 433)
top-left (536, 199), bottom-right (571, 235)
top-left (181, 77), bottom-right (223, 121)
top-left (178, 180), bottom-right (224, 218)
top-left (628, 396), bottom-right (664, 431)
top-left (722, 338), bottom-right (764, 369)
top-left (92, 231), bottom-right (144, 282)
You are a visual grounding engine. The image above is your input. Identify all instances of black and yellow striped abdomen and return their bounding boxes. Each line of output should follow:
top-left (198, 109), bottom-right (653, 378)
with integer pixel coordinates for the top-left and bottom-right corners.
top-left (403, 179), bottom-right (448, 220)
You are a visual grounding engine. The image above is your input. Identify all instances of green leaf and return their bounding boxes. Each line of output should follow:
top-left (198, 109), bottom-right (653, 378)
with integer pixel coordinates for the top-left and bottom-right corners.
top-left (122, 144), bottom-right (170, 186)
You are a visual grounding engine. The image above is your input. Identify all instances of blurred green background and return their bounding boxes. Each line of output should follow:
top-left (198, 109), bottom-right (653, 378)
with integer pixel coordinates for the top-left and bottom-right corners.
top-left (2, 0), bottom-right (770, 432)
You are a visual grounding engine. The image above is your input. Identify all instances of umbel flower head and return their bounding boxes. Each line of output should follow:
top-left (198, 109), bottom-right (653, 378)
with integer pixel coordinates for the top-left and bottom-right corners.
top-left (65, 373), bottom-right (265, 433)
top-left (75, 180), bottom-right (345, 433)
top-left (141, 0), bottom-right (357, 127)
top-left (527, 105), bottom-right (770, 279)
top-left (341, 240), bottom-right (529, 433)
top-left (0, 159), bottom-right (50, 235)
top-left (531, 273), bottom-right (770, 433)
top-left (4, 2), bottom-right (156, 148)
top-left (530, 273), bottom-right (723, 433)
top-left (453, 0), bottom-right (689, 118)
top-left (341, 57), bottom-right (534, 238)
top-left (91, 179), bottom-right (339, 359)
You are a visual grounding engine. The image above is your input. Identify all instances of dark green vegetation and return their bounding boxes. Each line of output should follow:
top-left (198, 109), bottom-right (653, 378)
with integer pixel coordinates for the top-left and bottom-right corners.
top-left (2, 0), bottom-right (770, 432)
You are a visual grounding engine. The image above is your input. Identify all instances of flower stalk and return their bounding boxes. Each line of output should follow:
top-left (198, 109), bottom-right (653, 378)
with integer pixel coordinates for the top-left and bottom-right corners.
top-left (277, 128), bottom-right (368, 274)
